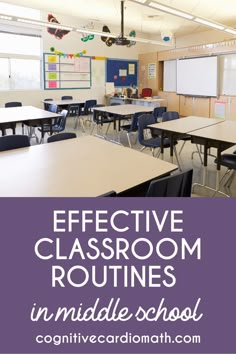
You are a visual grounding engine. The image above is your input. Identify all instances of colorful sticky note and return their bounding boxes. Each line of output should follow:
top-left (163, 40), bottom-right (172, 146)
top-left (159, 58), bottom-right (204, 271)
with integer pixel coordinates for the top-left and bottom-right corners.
top-left (48, 72), bottom-right (57, 80)
top-left (48, 81), bottom-right (57, 88)
top-left (48, 55), bottom-right (57, 63)
top-left (48, 63), bottom-right (57, 71)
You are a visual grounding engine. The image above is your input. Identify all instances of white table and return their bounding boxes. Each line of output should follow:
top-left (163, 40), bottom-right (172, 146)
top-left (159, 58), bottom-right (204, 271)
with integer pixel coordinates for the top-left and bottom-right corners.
top-left (190, 120), bottom-right (236, 195)
top-left (93, 104), bottom-right (153, 131)
top-left (149, 116), bottom-right (224, 158)
top-left (0, 106), bottom-right (61, 139)
top-left (0, 135), bottom-right (177, 197)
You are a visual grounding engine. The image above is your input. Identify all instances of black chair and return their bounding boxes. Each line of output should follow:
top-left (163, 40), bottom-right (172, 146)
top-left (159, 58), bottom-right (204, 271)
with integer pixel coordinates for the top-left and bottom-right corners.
top-left (0, 134), bottom-right (30, 151)
top-left (120, 111), bottom-right (143, 148)
top-left (145, 169), bottom-right (193, 197)
top-left (1, 102), bottom-right (22, 135)
top-left (47, 132), bottom-right (77, 143)
top-left (138, 113), bottom-right (177, 157)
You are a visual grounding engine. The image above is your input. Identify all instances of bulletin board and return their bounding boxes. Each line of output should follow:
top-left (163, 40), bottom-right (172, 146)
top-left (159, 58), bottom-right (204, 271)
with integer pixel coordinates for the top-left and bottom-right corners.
top-left (43, 53), bottom-right (91, 90)
top-left (106, 58), bottom-right (138, 87)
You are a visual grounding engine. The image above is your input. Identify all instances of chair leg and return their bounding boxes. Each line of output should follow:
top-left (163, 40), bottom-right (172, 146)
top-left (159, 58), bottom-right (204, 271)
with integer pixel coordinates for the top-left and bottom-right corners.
top-left (105, 123), bottom-right (111, 135)
top-left (140, 146), bottom-right (146, 152)
top-left (195, 144), bottom-right (203, 164)
top-left (178, 140), bottom-right (186, 155)
top-left (174, 146), bottom-right (182, 171)
top-left (127, 132), bottom-right (132, 148)
top-left (224, 170), bottom-right (235, 188)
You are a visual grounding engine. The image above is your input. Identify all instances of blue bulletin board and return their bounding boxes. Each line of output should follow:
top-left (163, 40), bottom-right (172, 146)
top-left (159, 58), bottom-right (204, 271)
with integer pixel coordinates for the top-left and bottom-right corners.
top-left (106, 58), bottom-right (138, 87)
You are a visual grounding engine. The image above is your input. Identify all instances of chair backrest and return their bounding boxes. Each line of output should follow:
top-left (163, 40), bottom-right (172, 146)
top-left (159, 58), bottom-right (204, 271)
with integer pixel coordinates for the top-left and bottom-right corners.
top-left (5, 101), bottom-right (22, 108)
top-left (92, 104), bottom-right (105, 122)
top-left (43, 98), bottom-right (53, 110)
top-left (47, 132), bottom-right (76, 143)
top-left (83, 99), bottom-right (97, 114)
top-left (153, 106), bottom-right (167, 121)
top-left (141, 88), bottom-right (152, 97)
top-left (138, 113), bottom-right (155, 144)
top-left (57, 109), bottom-right (69, 131)
top-left (126, 88), bottom-right (132, 98)
top-left (146, 169), bottom-right (193, 197)
top-left (0, 134), bottom-right (30, 151)
top-left (162, 111), bottom-right (179, 122)
top-left (129, 112), bottom-right (144, 132)
top-left (61, 95), bottom-right (73, 100)
top-left (48, 103), bottom-right (58, 113)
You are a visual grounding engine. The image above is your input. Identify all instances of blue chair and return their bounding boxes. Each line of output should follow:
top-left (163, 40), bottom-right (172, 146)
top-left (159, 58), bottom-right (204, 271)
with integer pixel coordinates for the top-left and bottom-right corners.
top-left (38, 109), bottom-right (69, 139)
top-left (61, 95), bottom-right (72, 100)
top-left (153, 106), bottom-right (167, 122)
top-left (43, 98), bottom-right (53, 111)
top-left (0, 134), bottom-right (30, 151)
top-left (162, 111), bottom-right (202, 163)
top-left (145, 169), bottom-right (193, 197)
top-left (76, 99), bottom-right (97, 129)
top-left (47, 132), bottom-right (76, 143)
top-left (120, 111), bottom-right (143, 148)
top-left (214, 153), bottom-right (236, 191)
top-left (138, 113), bottom-right (177, 156)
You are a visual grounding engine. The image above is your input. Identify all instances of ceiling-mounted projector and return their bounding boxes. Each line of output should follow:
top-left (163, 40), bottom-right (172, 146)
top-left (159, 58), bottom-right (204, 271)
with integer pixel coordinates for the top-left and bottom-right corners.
top-left (115, 36), bottom-right (130, 46)
top-left (115, 1), bottom-right (130, 46)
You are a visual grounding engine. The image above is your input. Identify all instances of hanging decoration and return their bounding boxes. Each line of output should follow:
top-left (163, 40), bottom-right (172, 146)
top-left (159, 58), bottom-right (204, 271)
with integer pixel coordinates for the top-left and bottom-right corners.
top-left (161, 31), bottom-right (173, 42)
top-left (80, 23), bottom-right (95, 42)
top-left (50, 47), bottom-right (86, 58)
top-left (101, 25), bottom-right (115, 47)
top-left (127, 30), bottom-right (136, 48)
top-left (47, 14), bottom-right (70, 40)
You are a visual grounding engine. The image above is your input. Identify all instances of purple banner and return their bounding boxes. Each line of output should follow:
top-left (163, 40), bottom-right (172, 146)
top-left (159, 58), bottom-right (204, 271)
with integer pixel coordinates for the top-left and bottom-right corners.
top-left (0, 198), bottom-right (235, 353)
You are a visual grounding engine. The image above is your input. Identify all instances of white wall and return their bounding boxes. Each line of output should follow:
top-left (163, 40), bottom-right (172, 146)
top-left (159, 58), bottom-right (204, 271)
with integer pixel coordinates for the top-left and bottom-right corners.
top-left (0, 9), bottom-right (152, 107)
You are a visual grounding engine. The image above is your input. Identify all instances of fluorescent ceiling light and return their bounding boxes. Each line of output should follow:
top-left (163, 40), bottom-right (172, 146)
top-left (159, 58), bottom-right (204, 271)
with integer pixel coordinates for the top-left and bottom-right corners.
top-left (149, 2), bottom-right (194, 20)
top-left (0, 11), bottom-right (172, 47)
top-left (76, 28), bottom-right (117, 38)
top-left (194, 18), bottom-right (224, 30)
top-left (225, 28), bottom-right (236, 35)
top-left (133, 0), bottom-right (147, 3)
top-left (17, 18), bottom-right (73, 31)
top-left (0, 14), bottom-right (12, 20)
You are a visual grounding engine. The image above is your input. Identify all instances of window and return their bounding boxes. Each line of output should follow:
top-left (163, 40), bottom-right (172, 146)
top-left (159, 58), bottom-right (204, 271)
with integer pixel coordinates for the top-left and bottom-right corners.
top-left (0, 2), bottom-right (41, 90)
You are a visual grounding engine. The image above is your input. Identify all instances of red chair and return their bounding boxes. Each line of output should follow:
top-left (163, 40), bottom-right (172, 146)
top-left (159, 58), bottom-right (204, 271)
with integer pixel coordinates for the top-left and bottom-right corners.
top-left (141, 88), bottom-right (152, 97)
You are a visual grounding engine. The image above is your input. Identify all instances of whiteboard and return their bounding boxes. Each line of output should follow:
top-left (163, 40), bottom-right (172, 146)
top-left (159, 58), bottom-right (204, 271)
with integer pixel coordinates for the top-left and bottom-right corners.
top-left (176, 56), bottom-right (218, 97)
top-left (163, 60), bottom-right (176, 92)
top-left (220, 54), bottom-right (236, 95)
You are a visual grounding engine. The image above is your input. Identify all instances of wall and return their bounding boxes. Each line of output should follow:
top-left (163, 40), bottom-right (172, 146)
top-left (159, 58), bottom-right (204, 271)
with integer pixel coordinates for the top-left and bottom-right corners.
top-left (142, 34), bottom-right (236, 119)
top-left (0, 10), bottom-right (151, 108)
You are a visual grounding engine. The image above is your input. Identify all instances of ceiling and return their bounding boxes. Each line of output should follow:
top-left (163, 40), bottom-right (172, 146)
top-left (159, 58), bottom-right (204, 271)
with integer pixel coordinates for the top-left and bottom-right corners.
top-left (1, 0), bottom-right (236, 41)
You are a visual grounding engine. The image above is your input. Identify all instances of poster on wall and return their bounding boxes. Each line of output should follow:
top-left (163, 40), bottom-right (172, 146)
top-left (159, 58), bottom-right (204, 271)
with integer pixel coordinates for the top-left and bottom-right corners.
top-left (0, 197), bottom-right (235, 354)
top-left (148, 63), bottom-right (156, 79)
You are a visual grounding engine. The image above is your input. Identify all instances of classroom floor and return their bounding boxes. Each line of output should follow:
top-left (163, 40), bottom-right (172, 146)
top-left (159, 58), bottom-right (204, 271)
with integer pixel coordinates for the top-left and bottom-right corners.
top-left (24, 115), bottom-right (236, 198)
